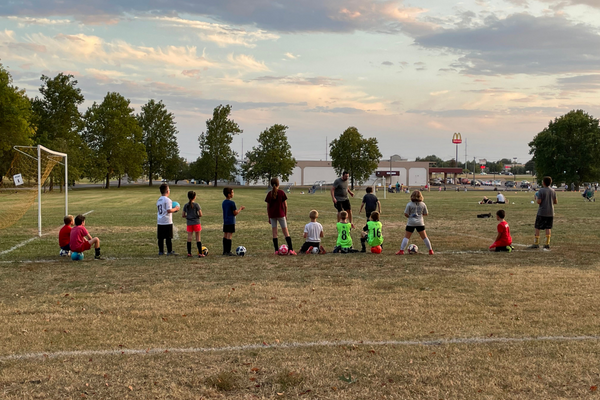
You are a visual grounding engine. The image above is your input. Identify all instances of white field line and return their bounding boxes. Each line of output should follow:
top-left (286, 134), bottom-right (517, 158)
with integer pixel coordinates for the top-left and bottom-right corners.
top-left (0, 210), bottom-right (94, 257)
top-left (1, 335), bottom-right (599, 362)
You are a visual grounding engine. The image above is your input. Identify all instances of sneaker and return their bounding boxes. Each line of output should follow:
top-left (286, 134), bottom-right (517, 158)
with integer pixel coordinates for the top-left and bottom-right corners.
top-left (395, 250), bottom-right (404, 255)
top-left (166, 251), bottom-right (178, 256)
top-left (428, 250), bottom-right (435, 255)
top-left (306, 246), bottom-right (314, 254)
top-left (198, 253), bottom-right (205, 258)
top-left (187, 254), bottom-right (193, 257)
top-left (274, 250), bottom-right (279, 255)
top-left (528, 244), bottom-right (540, 249)
top-left (507, 246), bottom-right (513, 253)
top-left (158, 252), bottom-right (165, 256)
top-left (360, 248), bottom-right (366, 253)
top-left (543, 245), bottom-right (550, 250)
top-left (319, 245), bottom-right (326, 254)
top-left (289, 250), bottom-right (297, 256)
top-left (223, 252), bottom-right (236, 256)
top-left (94, 255), bottom-right (104, 260)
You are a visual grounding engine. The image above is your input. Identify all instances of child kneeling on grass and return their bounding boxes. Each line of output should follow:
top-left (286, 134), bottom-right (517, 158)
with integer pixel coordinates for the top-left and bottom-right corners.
top-left (58, 215), bottom-right (74, 256)
top-left (70, 214), bottom-right (102, 260)
top-left (299, 210), bottom-right (326, 254)
top-left (333, 211), bottom-right (358, 253)
top-left (489, 209), bottom-right (513, 252)
top-left (361, 211), bottom-right (383, 253)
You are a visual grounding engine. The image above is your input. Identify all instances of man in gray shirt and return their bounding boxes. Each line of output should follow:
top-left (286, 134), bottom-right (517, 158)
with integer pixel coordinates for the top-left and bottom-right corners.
top-left (331, 171), bottom-right (355, 227)
top-left (529, 176), bottom-right (557, 249)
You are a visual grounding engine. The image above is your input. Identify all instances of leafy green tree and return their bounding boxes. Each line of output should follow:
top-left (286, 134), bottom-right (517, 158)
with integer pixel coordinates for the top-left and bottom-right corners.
top-left (198, 104), bottom-right (242, 186)
top-left (137, 99), bottom-right (180, 186)
top-left (242, 124), bottom-right (296, 184)
top-left (164, 156), bottom-right (189, 184)
top-left (31, 73), bottom-right (86, 189)
top-left (524, 159), bottom-right (535, 175)
top-left (0, 64), bottom-right (34, 174)
top-left (189, 154), bottom-right (214, 184)
top-left (83, 92), bottom-right (146, 188)
top-left (415, 155), bottom-right (448, 167)
top-left (329, 126), bottom-right (382, 189)
top-left (529, 110), bottom-right (600, 186)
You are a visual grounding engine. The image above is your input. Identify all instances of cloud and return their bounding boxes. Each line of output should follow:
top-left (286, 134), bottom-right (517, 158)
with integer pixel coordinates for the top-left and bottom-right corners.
top-left (415, 13), bottom-right (600, 75)
top-left (556, 74), bottom-right (600, 92)
top-left (0, 0), bottom-right (436, 35)
top-left (429, 90), bottom-right (449, 96)
top-left (181, 69), bottom-right (202, 78)
top-left (227, 54), bottom-right (269, 71)
top-left (284, 53), bottom-right (298, 59)
top-left (307, 106), bottom-right (366, 114)
top-left (252, 76), bottom-right (341, 86)
top-left (6, 16), bottom-right (72, 25)
top-left (381, 61), bottom-right (393, 66)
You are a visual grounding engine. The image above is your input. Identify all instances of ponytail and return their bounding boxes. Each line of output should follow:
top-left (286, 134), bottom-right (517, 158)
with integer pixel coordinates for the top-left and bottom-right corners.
top-left (270, 177), bottom-right (279, 199)
top-left (187, 191), bottom-right (196, 208)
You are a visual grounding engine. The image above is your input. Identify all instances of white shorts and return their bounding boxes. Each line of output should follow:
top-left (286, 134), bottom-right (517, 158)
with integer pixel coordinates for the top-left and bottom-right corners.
top-left (270, 217), bottom-right (287, 229)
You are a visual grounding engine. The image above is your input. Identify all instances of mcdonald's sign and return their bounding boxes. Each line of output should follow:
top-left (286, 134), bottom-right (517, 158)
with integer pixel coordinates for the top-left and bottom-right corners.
top-left (452, 132), bottom-right (462, 144)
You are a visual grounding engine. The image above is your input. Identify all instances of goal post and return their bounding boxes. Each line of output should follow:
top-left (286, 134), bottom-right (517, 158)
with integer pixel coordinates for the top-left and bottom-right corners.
top-left (11, 145), bottom-right (68, 237)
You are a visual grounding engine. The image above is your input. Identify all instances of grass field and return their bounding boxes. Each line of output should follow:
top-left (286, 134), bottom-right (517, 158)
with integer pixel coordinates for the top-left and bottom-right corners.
top-left (1, 185), bottom-right (600, 399)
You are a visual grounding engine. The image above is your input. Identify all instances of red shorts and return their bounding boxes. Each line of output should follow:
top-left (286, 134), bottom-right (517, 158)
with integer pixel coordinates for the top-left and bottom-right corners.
top-left (186, 224), bottom-right (202, 233)
top-left (73, 240), bottom-right (91, 253)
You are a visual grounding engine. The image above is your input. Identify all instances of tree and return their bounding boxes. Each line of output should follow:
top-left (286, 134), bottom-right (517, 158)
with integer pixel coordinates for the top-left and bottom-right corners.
top-left (415, 155), bottom-right (447, 167)
top-left (329, 126), bottom-right (382, 189)
top-left (0, 64), bottom-right (34, 174)
top-left (164, 156), bottom-right (189, 184)
top-left (137, 99), bottom-right (180, 186)
top-left (529, 110), bottom-right (600, 186)
top-left (83, 92), bottom-right (146, 188)
top-left (189, 154), bottom-right (214, 184)
top-left (242, 124), bottom-right (296, 184)
top-left (31, 73), bottom-right (86, 189)
top-left (198, 104), bottom-right (242, 186)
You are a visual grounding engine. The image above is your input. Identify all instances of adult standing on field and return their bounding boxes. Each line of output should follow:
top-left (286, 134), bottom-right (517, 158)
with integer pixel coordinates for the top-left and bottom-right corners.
top-left (529, 176), bottom-right (557, 250)
top-left (331, 171), bottom-right (355, 227)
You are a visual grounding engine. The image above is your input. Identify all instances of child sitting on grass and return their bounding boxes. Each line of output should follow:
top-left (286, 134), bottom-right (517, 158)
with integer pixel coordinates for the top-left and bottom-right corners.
top-left (299, 210), bottom-right (326, 254)
top-left (489, 209), bottom-right (513, 252)
top-left (360, 211), bottom-right (383, 253)
top-left (70, 214), bottom-right (102, 260)
top-left (58, 215), bottom-right (74, 256)
top-left (333, 211), bottom-right (358, 253)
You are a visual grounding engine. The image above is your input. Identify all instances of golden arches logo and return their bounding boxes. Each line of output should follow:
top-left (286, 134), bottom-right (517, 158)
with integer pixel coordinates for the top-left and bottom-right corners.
top-left (452, 132), bottom-right (462, 144)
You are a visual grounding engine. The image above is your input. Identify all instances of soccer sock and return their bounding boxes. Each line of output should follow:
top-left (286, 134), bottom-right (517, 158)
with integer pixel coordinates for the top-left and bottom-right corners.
top-left (95, 247), bottom-right (101, 257)
top-left (226, 239), bottom-right (232, 253)
top-left (545, 235), bottom-right (551, 245)
top-left (273, 238), bottom-right (279, 251)
top-left (285, 236), bottom-right (293, 251)
top-left (158, 240), bottom-right (164, 253)
top-left (424, 238), bottom-right (432, 251)
top-left (197, 241), bottom-right (202, 254)
top-left (360, 237), bottom-right (366, 251)
top-left (187, 242), bottom-right (192, 255)
top-left (401, 238), bottom-right (409, 251)
top-left (223, 238), bottom-right (227, 254)
top-left (534, 236), bottom-right (540, 245)
top-left (166, 239), bottom-right (173, 253)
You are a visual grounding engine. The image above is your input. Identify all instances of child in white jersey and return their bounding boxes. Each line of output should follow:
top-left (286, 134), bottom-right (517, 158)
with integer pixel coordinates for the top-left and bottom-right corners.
top-left (156, 183), bottom-right (180, 255)
top-left (396, 190), bottom-right (434, 255)
top-left (300, 210), bottom-right (326, 254)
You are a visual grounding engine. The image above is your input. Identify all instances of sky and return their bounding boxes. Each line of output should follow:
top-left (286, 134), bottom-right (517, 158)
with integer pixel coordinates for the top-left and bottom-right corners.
top-left (1, 0), bottom-right (600, 165)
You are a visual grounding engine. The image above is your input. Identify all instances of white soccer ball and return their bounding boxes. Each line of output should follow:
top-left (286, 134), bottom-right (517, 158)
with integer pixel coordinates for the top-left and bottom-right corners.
top-left (408, 244), bottom-right (419, 254)
top-left (236, 246), bottom-right (247, 256)
top-left (311, 246), bottom-right (320, 254)
top-left (278, 244), bottom-right (289, 255)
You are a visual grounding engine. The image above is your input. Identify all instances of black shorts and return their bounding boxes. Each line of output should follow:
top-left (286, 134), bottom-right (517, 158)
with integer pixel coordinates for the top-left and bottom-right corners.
top-left (300, 241), bottom-right (321, 253)
top-left (535, 215), bottom-right (553, 230)
top-left (366, 210), bottom-right (376, 220)
top-left (223, 224), bottom-right (236, 233)
top-left (334, 199), bottom-right (351, 212)
top-left (406, 225), bottom-right (425, 233)
top-left (157, 224), bottom-right (173, 240)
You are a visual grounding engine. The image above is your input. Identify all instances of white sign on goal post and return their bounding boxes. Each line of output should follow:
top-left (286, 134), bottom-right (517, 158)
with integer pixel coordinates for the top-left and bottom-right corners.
top-left (13, 174), bottom-right (24, 186)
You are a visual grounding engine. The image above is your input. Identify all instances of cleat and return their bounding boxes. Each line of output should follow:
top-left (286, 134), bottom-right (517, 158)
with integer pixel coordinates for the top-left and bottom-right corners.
top-left (223, 252), bottom-right (236, 256)
top-left (167, 251), bottom-right (178, 256)
top-left (198, 253), bottom-right (205, 258)
top-left (289, 250), bottom-right (297, 256)
top-left (319, 245), bottom-right (327, 254)
top-left (274, 250), bottom-right (279, 255)
top-left (528, 244), bottom-right (540, 249)
top-left (543, 245), bottom-right (550, 250)
top-left (428, 250), bottom-right (435, 255)
top-left (360, 248), bottom-right (366, 253)
top-left (507, 246), bottom-right (513, 253)
top-left (94, 255), bottom-right (104, 260)
top-left (158, 252), bottom-right (165, 256)
top-left (306, 246), bottom-right (314, 255)
top-left (187, 254), bottom-right (193, 257)
top-left (395, 250), bottom-right (404, 255)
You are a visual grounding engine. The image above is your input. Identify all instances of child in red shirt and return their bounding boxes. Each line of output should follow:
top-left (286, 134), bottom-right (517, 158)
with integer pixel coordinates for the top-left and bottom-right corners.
top-left (70, 214), bottom-right (102, 259)
top-left (489, 209), bottom-right (513, 252)
top-left (59, 215), bottom-right (74, 256)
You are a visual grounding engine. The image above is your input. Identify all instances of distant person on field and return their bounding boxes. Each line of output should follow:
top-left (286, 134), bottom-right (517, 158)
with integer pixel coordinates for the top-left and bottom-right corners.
top-left (489, 209), bottom-right (513, 252)
top-left (495, 192), bottom-right (506, 204)
top-left (333, 211), bottom-right (358, 253)
top-left (395, 182), bottom-right (400, 193)
top-left (182, 190), bottom-right (204, 257)
top-left (70, 214), bottom-right (102, 259)
top-left (58, 215), bottom-right (74, 256)
top-left (479, 196), bottom-right (493, 204)
top-left (222, 187), bottom-right (245, 256)
top-left (360, 211), bottom-right (383, 253)
top-left (529, 176), bottom-right (557, 249)
top-left (299, 210), bottom-right (326, 254)
top-left (157, 183), bottom-right (179, 256)
top-left (359, 186), bottom-right (381, 221)
top-left (266, 177), bottom-right (296, 255)
top-left (331, 171), bottom-right (355, 227)
top-left (396, 190), bottom-right (434, 255)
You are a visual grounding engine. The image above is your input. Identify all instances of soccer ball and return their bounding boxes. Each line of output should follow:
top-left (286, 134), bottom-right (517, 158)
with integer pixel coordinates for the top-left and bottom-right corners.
top-left (371, 245), bottom-right (382, 254)
top-left (201, 246), bottom-right (209, 256)
top-left (236, 246), bottom-right (247, 256)
top-left (278, 244), bottom-right (289, 255)
top-left (59, 249), bottom-right (71, 257)
top-left (172, 201), bottom-right (180, 211)
top-left (407, 244), bottom-right (418, 254)
top-left (71, 252), bottom-right (84, 261)
top-left (311, 247), bottom-right (320, 254)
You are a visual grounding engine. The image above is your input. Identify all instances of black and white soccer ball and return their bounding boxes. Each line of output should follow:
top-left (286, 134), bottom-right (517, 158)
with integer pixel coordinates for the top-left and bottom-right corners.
top-left (407, 244), bottom-right (419, 254)
top-left (236, 246), bottom-right (247, 256)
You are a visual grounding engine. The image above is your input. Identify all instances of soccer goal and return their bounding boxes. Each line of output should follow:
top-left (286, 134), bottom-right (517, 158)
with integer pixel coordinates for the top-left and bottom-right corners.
top-left (0, 145), bottom-right (68, 237)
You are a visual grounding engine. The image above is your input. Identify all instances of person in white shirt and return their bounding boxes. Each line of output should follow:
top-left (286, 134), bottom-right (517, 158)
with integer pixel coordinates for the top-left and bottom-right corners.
top-left (299, 210), bottom-right (326, 254)
top-left (496, 192), bottom-right (506, 204)
top-left (156, 183), bottom-right (180, 255)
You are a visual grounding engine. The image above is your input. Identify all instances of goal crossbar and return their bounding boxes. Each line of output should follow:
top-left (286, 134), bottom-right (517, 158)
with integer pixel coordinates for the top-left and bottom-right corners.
top-left (13, 145), bottom-right (68, 237)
